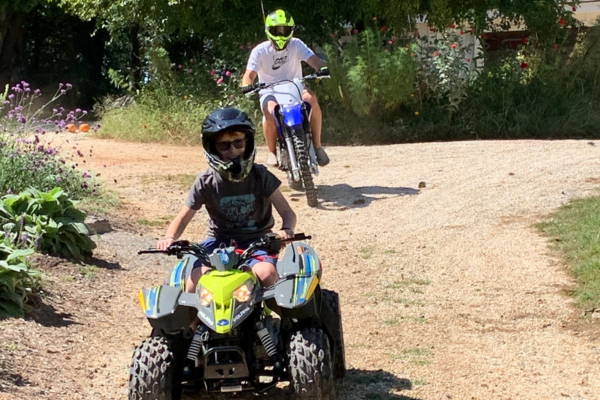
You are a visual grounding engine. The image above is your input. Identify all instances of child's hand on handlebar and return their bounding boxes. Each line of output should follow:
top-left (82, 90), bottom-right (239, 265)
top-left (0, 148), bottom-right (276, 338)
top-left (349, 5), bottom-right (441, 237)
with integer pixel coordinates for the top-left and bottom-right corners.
top-left (276, 229), bottom-right (294, 240)
top-left (156, 237), bottom-right (175, 250)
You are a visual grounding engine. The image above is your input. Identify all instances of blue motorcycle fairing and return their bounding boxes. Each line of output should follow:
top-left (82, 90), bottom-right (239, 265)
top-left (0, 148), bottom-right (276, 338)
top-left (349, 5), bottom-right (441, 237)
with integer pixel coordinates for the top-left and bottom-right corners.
top-left (281, 103), bottom-right (303, 127)
top-left (273, 102), bottom-right (312, 136)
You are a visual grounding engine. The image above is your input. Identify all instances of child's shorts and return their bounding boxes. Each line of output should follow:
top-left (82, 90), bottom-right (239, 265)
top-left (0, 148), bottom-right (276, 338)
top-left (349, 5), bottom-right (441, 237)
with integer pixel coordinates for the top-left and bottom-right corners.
top-left (192, 237), bottom-right (278, 269)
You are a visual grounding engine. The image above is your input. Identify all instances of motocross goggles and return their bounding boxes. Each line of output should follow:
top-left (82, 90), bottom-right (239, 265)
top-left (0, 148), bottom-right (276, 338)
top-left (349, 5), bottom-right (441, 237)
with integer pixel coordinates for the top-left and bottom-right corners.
top-left (268, 26), bottom-right (293, 37)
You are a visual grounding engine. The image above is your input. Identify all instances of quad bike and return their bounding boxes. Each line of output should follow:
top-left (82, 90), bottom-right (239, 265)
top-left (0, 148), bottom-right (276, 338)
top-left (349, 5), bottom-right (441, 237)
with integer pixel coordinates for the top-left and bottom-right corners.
top-left (244, 72), bottom-right (330, 207)
top-left (129, 233), bottom-right (345, 400)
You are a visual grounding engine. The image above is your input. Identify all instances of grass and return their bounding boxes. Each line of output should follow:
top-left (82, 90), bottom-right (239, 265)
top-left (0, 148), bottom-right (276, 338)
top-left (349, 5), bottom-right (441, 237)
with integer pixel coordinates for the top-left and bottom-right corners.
top-left (137, 215), bottom-right (172, 227)
top-left (385, 278), bottom-right (430, 289)
top-left (359, 246), bottom-right (375, 259)
top-left (383, 316), bottom-right (427, 325)
top-left (79, 190), bottom-right (121, 214)
top-left (79, 265), bottom-right (97, 280)
top-left (537, 195), bottom-right (600, 310)
top-left (392, 347), bottom-right (432, 366)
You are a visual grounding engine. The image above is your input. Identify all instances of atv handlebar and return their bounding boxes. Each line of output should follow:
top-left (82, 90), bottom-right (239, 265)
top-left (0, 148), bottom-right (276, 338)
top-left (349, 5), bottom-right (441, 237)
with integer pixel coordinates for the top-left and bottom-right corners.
top-left (138, 233), bottom-right (312, 266)
top-left (242, 73), bottom-right (330, 97)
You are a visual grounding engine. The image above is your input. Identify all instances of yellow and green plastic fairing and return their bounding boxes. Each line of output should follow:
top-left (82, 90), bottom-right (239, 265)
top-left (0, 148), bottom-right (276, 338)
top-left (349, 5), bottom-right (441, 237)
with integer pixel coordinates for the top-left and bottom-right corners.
top-left (197, 269), bottom-right (257, 334)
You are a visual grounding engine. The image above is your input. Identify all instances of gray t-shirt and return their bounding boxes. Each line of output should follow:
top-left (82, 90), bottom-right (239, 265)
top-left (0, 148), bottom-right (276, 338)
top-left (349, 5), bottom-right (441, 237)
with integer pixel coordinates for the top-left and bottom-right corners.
top-left (185, 164), bottom-right (282, 241)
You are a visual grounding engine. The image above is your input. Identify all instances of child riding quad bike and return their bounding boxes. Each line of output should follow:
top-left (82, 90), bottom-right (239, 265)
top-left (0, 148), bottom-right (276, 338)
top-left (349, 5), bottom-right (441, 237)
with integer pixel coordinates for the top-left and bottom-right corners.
top-left (129, 233), bottom-right (345, 400)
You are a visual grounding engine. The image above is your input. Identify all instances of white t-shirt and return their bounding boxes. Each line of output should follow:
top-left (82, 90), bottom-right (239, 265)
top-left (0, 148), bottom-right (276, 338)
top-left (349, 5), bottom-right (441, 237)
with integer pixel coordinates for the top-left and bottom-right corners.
top-left (246, 38), bottom-right (315, 84)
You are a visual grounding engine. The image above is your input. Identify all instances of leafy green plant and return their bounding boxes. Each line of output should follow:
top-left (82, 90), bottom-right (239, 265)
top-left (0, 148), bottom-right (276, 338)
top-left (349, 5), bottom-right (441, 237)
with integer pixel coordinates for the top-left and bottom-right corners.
top-left (320, 28), bottom-right (416, 116)
top-left (0, 187), bottom-right (96, 260)
top-left (0, 242), bottom-right (41, 318)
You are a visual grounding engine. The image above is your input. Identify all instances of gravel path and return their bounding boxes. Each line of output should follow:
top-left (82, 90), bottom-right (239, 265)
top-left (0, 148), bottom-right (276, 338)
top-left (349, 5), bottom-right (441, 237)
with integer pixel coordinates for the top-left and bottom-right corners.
top-left (2, 136), bottom-right (600, 400)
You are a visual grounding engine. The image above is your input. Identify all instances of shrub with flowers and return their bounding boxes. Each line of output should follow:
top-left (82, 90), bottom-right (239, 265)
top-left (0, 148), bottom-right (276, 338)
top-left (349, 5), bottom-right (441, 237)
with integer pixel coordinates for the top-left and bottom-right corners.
top-left (0, 82), bottom-right (98, 199)
top-left (414, 31), bottom-right (475, 112)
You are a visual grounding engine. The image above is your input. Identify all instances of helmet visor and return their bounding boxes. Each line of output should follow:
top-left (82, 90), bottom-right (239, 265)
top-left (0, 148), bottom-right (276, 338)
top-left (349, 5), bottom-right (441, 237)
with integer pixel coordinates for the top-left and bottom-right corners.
top-left (268, 25), bottom-right (293, 37)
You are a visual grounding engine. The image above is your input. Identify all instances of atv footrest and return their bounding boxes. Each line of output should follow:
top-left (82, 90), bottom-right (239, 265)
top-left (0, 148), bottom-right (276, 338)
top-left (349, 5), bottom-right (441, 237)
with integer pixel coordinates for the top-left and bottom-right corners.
top-left (203, 346), bottom-right (249, 379)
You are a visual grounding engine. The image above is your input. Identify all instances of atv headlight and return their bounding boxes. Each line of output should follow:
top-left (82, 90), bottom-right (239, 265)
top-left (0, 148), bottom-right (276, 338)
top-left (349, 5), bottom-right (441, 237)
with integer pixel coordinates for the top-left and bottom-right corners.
top-left (233, 280), bottom-right (254, 303)
top-left (198, 287), bottom-right (214, 307)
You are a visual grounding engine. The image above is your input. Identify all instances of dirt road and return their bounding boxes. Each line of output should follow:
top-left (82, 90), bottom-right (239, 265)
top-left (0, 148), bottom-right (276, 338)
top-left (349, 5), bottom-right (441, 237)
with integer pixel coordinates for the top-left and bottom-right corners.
top-left (1, 135), bottom-right (600, 400)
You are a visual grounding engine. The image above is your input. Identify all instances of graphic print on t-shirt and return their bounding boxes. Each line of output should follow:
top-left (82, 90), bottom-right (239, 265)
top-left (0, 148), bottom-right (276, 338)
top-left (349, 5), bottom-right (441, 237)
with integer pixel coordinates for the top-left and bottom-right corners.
top-left (272, 52), bottom-right (289, 70)
top-left (220, 194), bottom-right (256, 225)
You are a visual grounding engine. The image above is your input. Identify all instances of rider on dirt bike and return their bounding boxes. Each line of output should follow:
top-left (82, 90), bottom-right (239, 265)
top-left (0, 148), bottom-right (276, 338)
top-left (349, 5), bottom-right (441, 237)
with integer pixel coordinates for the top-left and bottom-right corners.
top-left (156, 107), bottom-right (296, 292)
top-left (241, 9), bottom-right (330, 168)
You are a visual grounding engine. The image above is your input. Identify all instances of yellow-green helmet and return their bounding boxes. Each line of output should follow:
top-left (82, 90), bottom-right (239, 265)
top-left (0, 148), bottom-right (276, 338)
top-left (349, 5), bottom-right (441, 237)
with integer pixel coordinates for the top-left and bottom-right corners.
top-left (265, 9), bottom-right (294, 50)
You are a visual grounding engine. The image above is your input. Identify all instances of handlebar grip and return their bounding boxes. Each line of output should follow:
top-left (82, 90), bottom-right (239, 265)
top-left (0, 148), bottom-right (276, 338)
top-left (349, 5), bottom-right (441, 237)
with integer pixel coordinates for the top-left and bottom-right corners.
top-left (241, 85), bottom-right (254, 94)
top-left (138, 249), bottom-right (166, 255)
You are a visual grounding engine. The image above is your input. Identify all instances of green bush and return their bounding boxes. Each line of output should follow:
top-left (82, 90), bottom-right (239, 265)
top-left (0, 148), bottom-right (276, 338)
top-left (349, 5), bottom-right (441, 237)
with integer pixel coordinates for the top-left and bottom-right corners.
top-left (0, 242), bottom-right (41, 318)
top-left (319, 28), bottom-right (416, 117)
top-left (0, 187), bottom-right (96, 260)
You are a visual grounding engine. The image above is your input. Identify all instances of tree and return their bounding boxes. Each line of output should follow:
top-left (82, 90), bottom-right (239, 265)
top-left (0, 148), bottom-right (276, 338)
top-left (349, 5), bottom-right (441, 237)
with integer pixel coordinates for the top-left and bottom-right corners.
top-left (0, 0), bottom-right (39, 88)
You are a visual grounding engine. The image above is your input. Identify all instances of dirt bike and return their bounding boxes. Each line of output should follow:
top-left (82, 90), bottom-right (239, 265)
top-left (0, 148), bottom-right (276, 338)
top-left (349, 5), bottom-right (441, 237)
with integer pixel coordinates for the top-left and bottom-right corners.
top-left (244, 72), bottom-right (330, 207)
top-left (129, 233), bottom-right (345, 400)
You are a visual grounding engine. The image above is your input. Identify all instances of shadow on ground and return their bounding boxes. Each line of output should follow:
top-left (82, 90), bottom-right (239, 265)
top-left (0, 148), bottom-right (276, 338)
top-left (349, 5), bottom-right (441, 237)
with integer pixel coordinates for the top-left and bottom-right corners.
top-left (83, 255), bottom-right (122, 270)
top-left (181, 368), bottom-right (421, 400)
top-left (27, 301), bottom-right (79, 328)
top-left (289, 183), bottom-right (419, 210)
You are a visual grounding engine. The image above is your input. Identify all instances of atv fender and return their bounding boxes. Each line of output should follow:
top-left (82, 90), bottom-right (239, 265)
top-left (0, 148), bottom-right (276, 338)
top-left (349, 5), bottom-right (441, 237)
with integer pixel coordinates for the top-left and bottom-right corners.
top-left (274, 241), bottom-right (322, 309)
top-left (139, 284), bottom-right (193, 333)
top-left (165, 254), bottom-right (196, 289)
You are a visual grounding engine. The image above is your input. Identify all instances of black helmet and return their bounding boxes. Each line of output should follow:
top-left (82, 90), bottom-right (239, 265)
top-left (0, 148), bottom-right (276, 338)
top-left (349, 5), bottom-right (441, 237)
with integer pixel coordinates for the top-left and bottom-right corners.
top-left (201, 107), bottom-right (256, 182)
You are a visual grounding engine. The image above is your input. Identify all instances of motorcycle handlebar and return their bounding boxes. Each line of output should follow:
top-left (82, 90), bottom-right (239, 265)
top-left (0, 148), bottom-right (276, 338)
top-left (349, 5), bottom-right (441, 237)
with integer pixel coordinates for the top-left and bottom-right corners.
top-left (242, 74), bottom-right (330, 96)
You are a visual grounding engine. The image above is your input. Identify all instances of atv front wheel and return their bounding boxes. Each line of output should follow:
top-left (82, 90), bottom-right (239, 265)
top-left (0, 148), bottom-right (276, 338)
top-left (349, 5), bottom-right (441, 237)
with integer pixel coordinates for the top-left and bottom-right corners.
top-left (322, 289), bottom-right (346, 380)
top-left (288, 328), bottom-right (336, 400)
top-left (129, 336), bottom-right (182, 400)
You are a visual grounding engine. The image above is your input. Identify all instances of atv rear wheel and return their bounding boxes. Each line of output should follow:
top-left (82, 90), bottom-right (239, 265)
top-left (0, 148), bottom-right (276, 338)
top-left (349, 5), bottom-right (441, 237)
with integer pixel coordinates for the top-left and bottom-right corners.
top-left (288, 328), bottom-right (336, 400)
top-left (322, 289), bottom-right (346, 380)
top-left (129, 336), bottom-right (182, 400)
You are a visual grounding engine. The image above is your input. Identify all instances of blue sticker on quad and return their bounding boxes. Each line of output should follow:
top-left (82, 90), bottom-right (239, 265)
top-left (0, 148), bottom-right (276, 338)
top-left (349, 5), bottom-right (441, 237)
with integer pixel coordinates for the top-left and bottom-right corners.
top-left (217, 319), bottom-right (229, 326)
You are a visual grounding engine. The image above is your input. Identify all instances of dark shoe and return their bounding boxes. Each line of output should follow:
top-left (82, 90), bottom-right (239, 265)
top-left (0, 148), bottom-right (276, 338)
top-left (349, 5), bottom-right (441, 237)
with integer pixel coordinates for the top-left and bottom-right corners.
top-left (315, 147), bottom-right (330, 167)
top-left (288, 178), bottom-right (304, 192)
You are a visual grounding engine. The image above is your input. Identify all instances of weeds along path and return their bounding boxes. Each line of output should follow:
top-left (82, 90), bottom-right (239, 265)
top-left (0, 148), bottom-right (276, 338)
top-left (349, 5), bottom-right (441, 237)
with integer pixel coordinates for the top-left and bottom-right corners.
top-left (2, 134), bottom-right (600, 400)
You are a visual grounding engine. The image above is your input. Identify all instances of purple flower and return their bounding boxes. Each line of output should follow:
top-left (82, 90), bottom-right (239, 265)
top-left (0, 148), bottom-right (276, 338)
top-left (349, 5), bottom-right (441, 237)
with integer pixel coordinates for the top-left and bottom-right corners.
top-left (6, 189), bottom-right (12, 194)
top-left (82, 171), bottom-right (91, 178)
top-left (21, 233), bottom-right (29, 243)
top-left (60, 89), bottom-right (66, 95)
top-left (8, 94), bottom-right (14, 100)
top-left (18, 116), bottom-right (26, 124)
top-left (82, 110), bottom-right (88, 115)
top-left (75, 108), bottom-right (81, 113)
top-left (66, 83), bottom-right (72, 89)
top-left (34, 89), bottom-right (41, 95)
top-left (56, 177), bottom-right (62, 182)
top-left (188, 69), bottom-right (193, 73)
top-left (22, 81), bottom-right (29, 88)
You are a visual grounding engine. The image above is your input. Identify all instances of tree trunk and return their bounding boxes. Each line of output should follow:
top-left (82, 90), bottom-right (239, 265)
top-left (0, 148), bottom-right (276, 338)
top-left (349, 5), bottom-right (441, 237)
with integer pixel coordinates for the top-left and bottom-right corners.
top-left (130, 25), bottom-right (142, 91)
top-left (0, 11), bottom-right (25, 90)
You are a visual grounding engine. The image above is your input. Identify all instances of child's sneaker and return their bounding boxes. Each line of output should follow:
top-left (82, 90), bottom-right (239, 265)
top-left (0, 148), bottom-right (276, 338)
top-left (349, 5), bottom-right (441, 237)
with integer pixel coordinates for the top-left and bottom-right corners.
top-left (266, 152), bottom-right (278, 167)
top-left (315, 147), bottom-right (330, 166)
